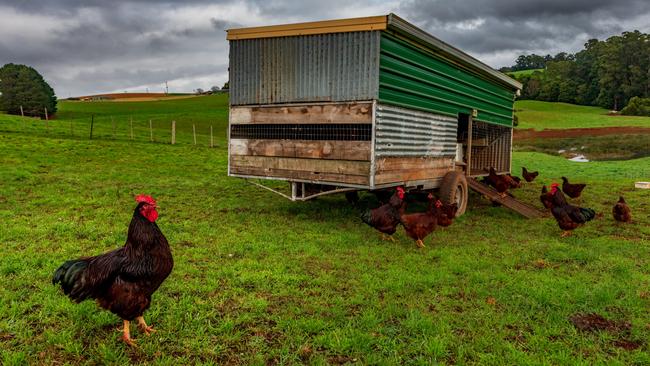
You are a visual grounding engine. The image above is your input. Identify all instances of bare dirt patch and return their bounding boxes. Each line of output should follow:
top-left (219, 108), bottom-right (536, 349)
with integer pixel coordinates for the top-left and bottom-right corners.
top-left (569, 313), bottom-right (630, 333)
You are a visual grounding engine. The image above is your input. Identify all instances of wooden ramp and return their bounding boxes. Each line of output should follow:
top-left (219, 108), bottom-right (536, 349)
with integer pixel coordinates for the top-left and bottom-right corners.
top-left (467, 178), bottom-right (546, 219)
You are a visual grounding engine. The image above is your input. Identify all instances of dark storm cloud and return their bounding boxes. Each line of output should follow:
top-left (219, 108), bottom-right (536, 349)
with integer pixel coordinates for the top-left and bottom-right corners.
top-left (0, 0), bottom-right (648, 96)
top-left (399, 0), bottom-right (650, 54)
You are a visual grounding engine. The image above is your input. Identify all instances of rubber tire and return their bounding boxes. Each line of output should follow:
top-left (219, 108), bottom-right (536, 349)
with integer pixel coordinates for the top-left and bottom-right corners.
top-left (438, 171), bottom-right (468, 217)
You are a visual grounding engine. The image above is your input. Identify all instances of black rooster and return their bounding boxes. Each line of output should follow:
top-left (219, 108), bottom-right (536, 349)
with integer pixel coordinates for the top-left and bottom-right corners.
top-left (53, 195), bottom-right (173, 346)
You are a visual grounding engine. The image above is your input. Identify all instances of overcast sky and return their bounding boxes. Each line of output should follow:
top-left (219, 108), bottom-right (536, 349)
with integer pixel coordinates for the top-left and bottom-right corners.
top-left (1, 0), bottom-right (648, 97)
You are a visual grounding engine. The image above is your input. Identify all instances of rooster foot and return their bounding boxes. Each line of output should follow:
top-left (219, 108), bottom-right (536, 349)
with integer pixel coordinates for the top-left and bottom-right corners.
top-left (416, 239), bottom-right (426, 248)
top-left (137, 316), bottom-right (156, 336)
top-left (122, 334), bottom-right (138, 347)
top-left (120, 320), bottom-right (138, 347)
top-left (560, 231), bottom-right (572, 238)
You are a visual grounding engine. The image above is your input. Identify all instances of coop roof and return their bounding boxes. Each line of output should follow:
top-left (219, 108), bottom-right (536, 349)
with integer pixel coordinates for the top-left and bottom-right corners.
top-left (226, 13), bottom-right (521, 91)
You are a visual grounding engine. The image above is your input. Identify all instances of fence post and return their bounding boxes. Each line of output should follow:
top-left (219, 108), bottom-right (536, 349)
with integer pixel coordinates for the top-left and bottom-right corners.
top-left (44, 107), bottom-right (49, 121)
top-left (171, 121), bottom-right (176, 145)
top-left (44, 107), bottom-right (49, 131)
top-left (193, 124), bottom-right (196, 145)
top-left (89, 114), bottom-right (94, 139)
top-left (111, 117), bottom-right (116, 138)
top-left (210, 125), bottom-right (214, 148)
top-left (130, 117), bottom-right (134, 140)
top-left (149, 119), bottom-right (153, 142)
top-left (20, 105), bottom-right (24, 117)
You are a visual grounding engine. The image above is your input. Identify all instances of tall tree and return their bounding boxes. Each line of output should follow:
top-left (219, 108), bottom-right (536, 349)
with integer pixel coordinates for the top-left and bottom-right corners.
top-left (0, 63), bottom-right (57, 117)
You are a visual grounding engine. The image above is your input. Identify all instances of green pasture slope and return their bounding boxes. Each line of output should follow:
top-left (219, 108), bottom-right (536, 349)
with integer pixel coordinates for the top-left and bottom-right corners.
top-left (515, 100), bottom-right (650, 130)
top-left (0, 94), bottom-right (230, 145)
top-left (0, 97), bottom-right (649, 364)
top-left (506, 68), bottom-right (543, 78)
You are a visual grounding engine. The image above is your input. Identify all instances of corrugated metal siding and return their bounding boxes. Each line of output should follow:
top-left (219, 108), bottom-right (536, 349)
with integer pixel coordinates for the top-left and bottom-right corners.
top-left (378, 32), bottom-right (516, 127)
top-left (375, 104), bottom-right (457, 157)
top-left (230, 32), bottom-right (380, 105)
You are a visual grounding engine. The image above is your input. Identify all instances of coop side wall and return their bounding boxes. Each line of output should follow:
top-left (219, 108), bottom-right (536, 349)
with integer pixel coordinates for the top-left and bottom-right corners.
top-left (228, 102), bottom-right (373, 187)
top-left (229, 31), bottom-right (380, 105)
top-left (372, 104), bottom-right (457, 188)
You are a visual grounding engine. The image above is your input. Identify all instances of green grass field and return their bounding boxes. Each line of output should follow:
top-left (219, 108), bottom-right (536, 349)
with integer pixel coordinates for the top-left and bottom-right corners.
top-left (0, 94), bottom-right (230, 146)
top-left (1, 97), bottom-right (649, 364)
top-left (515, 100), bottom-right (650, 130)
top-left (506, 69), bottom-right (544, 78)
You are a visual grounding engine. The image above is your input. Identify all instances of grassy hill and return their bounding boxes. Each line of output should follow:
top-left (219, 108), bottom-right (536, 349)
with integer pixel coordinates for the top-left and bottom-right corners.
top-left (515, 100), bottom-right (650, 130)
top-left (507, 68), bottom-right (544, 78)
top-left (0, 96), bottom-right (648, 364)
top-left (0, 94), bottom-right (229, 146)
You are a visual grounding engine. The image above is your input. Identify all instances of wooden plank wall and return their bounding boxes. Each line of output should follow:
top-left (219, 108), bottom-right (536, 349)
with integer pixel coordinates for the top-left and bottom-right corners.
top-left (374, 157), bottom-right (454, 185)
top-left (230, 103), bottom-right (372, 124)
top-left (229, 102), bottom-right (372, 186)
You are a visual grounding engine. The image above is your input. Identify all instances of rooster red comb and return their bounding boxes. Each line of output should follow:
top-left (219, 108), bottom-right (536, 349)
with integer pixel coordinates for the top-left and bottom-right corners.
top-left (550, 183), bottom-right (560, 194)
top-left (435, 199), bottom-right (443, 208)
top-left (135, 194), bottom-right (156, 205)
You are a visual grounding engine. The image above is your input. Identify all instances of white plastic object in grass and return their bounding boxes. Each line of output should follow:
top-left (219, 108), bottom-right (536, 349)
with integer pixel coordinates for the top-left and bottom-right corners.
top-left (635, 182), bottom-right (650, 189)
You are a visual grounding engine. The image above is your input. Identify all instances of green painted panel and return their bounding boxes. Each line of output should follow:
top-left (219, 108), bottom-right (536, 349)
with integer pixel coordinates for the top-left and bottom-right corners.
top-left (379, 32), bottom-right (516, 126)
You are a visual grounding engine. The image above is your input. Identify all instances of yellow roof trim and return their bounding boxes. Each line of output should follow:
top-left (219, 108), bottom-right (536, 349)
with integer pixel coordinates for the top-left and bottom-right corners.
top-left (227, 15), bottom-right (388, 40)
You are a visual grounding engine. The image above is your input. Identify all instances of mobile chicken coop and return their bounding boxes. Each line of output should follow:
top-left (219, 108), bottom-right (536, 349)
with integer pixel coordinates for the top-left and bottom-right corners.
top-left (226, 14), bottom-right (525, 216)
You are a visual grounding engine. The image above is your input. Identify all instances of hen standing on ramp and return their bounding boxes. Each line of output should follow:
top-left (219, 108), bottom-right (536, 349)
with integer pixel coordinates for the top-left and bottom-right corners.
top-left (53, 195), bottom-right (173, 346)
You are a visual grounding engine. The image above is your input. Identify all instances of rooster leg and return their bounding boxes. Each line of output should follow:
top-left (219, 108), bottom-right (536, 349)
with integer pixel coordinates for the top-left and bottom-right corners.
top-left (560, 230), bottom-right (572, 238)
top-left (137, 316), bottom-right (156, 336)
top-left (416, 239), bottom-right (425, 248)
top-left (121, 320), bottom-right (137, 347)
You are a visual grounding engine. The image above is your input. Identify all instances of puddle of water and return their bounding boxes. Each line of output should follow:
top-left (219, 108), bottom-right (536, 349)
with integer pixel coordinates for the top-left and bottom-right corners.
top-left (568, 154), bottom-right (590, 162)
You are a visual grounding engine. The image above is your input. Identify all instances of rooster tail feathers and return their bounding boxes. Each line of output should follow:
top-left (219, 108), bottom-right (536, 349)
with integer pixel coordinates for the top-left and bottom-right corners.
top-left (52, 259), bottom-right (89, 302)
top-left (579, 207), bottom-right (596, 222)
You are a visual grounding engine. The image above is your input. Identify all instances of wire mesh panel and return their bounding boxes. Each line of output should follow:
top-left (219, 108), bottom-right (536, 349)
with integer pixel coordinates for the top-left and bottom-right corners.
top-left (459, 121), bottom-right (511, 175)
top-left (230, 124), bottom-right (371, 141)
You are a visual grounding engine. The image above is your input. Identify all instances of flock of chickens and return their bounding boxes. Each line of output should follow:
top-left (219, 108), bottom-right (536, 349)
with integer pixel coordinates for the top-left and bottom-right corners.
top-left (358, 187), bottom-right (458, 248)
top-left (359, 166), bottom-right (633, 246)
top-left (50, 168), bottom-right (634, 347)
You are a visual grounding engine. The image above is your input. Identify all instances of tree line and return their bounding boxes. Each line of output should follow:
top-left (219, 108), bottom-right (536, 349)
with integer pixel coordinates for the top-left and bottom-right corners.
top-left (0, 63), bottom-right (57, 118)
top-left (504, 30), bottom-right (650, 113)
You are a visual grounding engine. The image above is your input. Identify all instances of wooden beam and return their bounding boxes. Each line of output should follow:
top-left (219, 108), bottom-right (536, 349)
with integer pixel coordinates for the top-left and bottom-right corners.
top-left (374, 167), bottom-right (452, 185)
top-left (466, 115), bottom-right (473, 177)
top-left (230, 139), bottom-right (371, 161)
top-left (375, 157), bottom-right (453, 172)
top-left (230, 155), bottom-right (370, 176)
top-left (230, 103), bottom-right (373, 124)
top-left (227, 15), bottom-right (387, 40)
top-left (230, 166), bottom-right (369, 186)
